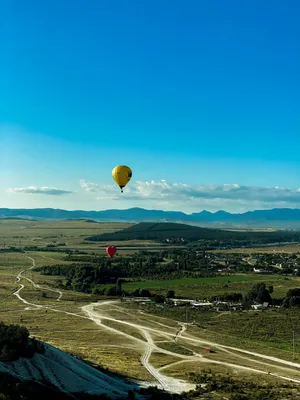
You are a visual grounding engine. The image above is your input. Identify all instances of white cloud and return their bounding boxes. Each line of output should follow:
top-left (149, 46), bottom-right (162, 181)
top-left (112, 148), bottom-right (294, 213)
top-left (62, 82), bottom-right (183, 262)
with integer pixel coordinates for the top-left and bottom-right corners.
top-left (7, 186), bottom-right (74, 196)
top-left (79, 179), bottom-right (300, 211)
top-left (79, 180), bottom-right (105, 192)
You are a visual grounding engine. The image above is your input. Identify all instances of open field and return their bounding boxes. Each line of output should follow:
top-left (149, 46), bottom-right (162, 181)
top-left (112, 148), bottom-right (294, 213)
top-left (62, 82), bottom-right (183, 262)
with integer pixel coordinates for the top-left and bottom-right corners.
top-left (0, 219), bottom-right (170, 256)
top-left (224, 228), bottom-right (278, 232)
top-left (0, 219), bottom-right (133, 247)
top-left (122, 302), bottom-right (300, 360)
top-left (1, 219), bottom-right (300, 397)
top-left (210, 243), bottom-right (300, 254)
top-left (124, 275), bottom-right (283, 287)
top-left (123, 274), bottom-right (300, 298)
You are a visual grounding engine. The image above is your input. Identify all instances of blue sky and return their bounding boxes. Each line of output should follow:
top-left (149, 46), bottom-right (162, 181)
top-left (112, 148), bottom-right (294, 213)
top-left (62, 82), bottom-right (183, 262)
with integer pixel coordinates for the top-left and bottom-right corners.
top-left (1, 0), bottom-right (299, 212)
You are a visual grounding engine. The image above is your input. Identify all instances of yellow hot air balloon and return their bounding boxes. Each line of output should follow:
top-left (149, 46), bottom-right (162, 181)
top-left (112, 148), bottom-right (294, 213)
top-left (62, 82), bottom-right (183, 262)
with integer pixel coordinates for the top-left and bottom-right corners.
top-left (112, 165), bottom-right (132, 193)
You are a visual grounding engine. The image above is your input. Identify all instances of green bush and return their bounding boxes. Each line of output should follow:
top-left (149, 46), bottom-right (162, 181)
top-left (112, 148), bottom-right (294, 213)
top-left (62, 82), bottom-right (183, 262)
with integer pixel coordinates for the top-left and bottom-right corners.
top-left (0, 321), bottom-right (45, 361)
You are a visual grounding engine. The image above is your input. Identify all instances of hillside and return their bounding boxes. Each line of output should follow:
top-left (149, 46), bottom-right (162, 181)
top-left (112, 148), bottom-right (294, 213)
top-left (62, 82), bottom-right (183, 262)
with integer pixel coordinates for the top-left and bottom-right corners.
top-left (0, 341), bottom-right (143, 399)
top-left (86, 222), bottom-right (219, 242)
top-left (0, 321), bottom-right (147, 399)
top-left (86, 222), bottom-right (300, 243)
top-left (1, 207), bottom-right (300, 228)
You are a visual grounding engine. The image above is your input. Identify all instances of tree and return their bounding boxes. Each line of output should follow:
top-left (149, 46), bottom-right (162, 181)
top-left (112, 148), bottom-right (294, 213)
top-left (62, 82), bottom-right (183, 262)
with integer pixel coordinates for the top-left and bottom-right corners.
top-left (56, 279), bottom-right (63, 288)
top-left (288, 296), bottom-right (300, 308)
top-left (286, 288), bottom-right (300, 298)
top-left (92, 285), bottom-right (105, 295)
top-left (246, 283), bottom-right (271, 304)
top-left (131, 288), bottom-right (140, 297)
top-left (1, 344), bottom-right (14, 360)
top-left (268, 285), bottom-right (274, 294)
top-left (117, 278), bottom-right (123, 292)
top-left (139, 288), bottom-right (152, 297)
top-left (166, 290), bottom-right (175, 298)
top-left (127, 390), bottom-right (135, 400)
top-left (154, 294), bottom-right (165, 304)
top-left (106, 286), bottom-right (120, 296)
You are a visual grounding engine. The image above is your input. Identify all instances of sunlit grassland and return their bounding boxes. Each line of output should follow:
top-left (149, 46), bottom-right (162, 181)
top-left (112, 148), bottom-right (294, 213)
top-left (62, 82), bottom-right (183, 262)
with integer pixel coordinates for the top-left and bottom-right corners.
top-left (0, 253), bottom-right (29, 297)
top-left (0, 219), bottom-right (132, 247)
top-left (28, 252), bottom-right (72, 264)
top-left (181, 312), bottom-right (300, 360)
top-left (166, 340), bottom-right (215, 355)
top-left (162, 362), bottom-right (300, 400)
top-left (182, 323), bottom-right (298, 360)
top-left (77, 346), bottom-right (151, 381)
top-left (149, 352), bottom-right (180, 369)
top-left (224, 228), bottom-right (278, 232)
top-left (0, 219), bottom-right (173, 255)
top-left (123, 274), bottom-right (299, 298)
top-left (209, 243), bottom-right (300, 254)
top-left (97, 304), bottom-right (180, 345)
top-left (183, 344), bottom-right (300, 380)
top-left (93, 303), bottom-right (178, 338)
top-left (124, 274), bottom-right (283, 287)
top-left (100, 319), bottom-right (146, 342)
top-left (154, 344), bottom-right (300, 381)
top-left (147, 332), bottom-right (174, 342)
top-left (161, 359), bottom-right (284, 385)
top-left (138, 311), bottom-right (180, 329)
top-left (0, 252), bottom-right (31, 267)
top-left (155, 341), bottom-right (193, 356)
top-left (200, 309), bottom-right (300, 356)
top-left (123, 301), bottom-right (300, 363)
top-left (97, 240), bottom-right (160, 247)
top-left (30, 271), bottom-right (66, 286)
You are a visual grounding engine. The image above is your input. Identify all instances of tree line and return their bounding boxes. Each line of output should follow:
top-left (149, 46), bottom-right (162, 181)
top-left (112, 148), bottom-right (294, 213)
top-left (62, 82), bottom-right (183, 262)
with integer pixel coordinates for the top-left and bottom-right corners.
top-left (35, 250), bottom-right (219, 294)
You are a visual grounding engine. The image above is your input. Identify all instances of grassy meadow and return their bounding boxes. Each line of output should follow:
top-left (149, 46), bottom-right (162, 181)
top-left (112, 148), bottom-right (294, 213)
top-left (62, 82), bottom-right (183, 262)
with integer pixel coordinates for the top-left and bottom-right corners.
top-left (0, 218), bottom-right (133, 248)
top-left (123, 274), bottom-right (299, 298)
top-left (209, 243), bottom-right (300, 254)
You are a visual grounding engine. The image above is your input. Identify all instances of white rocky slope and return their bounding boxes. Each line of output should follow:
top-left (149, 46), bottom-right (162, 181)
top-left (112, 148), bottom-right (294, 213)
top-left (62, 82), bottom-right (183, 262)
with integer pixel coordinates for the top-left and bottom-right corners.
top-left (0, 342), bottom-right (142, 399)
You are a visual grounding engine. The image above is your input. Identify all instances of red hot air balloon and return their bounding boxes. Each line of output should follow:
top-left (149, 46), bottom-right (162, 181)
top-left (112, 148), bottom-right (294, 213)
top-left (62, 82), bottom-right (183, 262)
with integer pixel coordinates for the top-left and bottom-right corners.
top-left (106, 246), bottom-right (117, 258)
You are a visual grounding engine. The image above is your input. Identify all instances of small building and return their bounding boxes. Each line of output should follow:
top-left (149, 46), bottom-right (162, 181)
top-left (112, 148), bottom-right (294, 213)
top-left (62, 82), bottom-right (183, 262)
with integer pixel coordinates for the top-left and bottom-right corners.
top-left (170, 299), bottom-right (192, 306)
top-left (204, 348), bottom-right (212, 353)
top-left (191, 302), bottom-right (213, 307)
top-left (251, 304), bottom-right (264, 310)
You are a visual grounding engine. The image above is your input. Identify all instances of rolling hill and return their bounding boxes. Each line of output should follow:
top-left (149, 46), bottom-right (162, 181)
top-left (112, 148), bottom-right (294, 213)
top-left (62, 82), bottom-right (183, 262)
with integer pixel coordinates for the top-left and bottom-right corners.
top-left (1, 207), bottom-right (300, 228)
top-left (86, 222), bottom-right (300, 244)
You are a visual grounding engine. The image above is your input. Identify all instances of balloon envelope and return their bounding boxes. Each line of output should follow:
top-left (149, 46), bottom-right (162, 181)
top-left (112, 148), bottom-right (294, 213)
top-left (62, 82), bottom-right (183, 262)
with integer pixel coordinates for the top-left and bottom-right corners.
top-left (112, 165), bottom-right (132, 192)
top-left (106, 246), bottom-right (117, 258)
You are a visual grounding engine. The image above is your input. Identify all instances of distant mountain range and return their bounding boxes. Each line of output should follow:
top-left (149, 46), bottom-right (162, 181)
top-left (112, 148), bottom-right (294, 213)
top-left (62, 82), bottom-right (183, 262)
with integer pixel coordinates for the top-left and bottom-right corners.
top-left (1, 207), bottom-right (300, 228)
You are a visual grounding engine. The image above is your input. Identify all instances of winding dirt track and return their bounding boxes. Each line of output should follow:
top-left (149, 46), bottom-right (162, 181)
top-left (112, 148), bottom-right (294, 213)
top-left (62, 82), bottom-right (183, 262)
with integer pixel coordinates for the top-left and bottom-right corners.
top-left (11, 255), bottom-right (300, 393)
